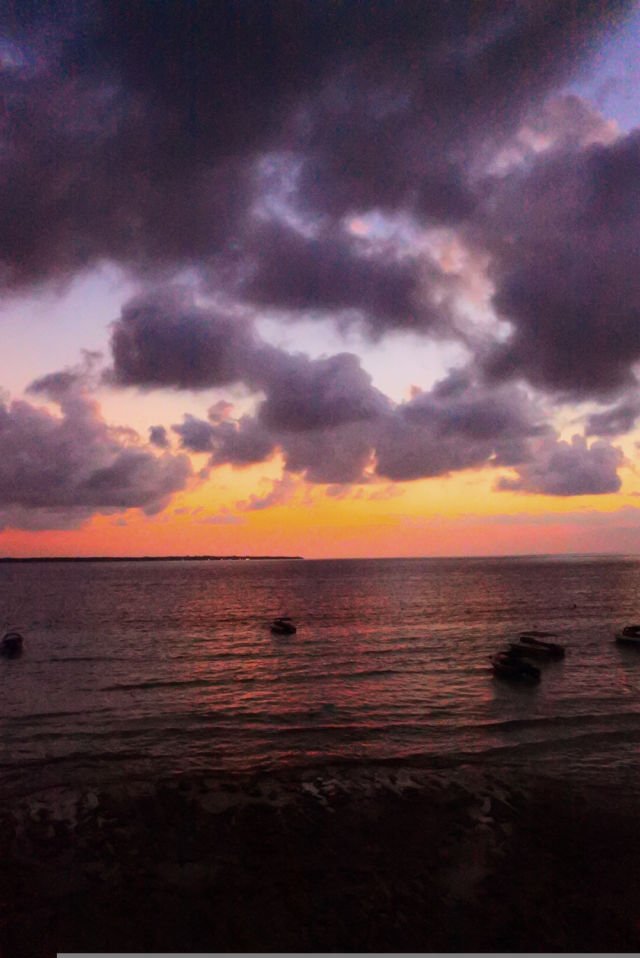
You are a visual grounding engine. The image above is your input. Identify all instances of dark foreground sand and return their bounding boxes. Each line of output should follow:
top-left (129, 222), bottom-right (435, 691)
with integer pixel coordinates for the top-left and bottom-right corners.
top-left (1, 761), bottom-right (639, 955)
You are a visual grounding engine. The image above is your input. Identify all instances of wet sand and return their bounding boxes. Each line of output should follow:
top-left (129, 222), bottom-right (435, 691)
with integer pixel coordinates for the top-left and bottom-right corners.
top-left (1, 761), bottom-right (640, 955)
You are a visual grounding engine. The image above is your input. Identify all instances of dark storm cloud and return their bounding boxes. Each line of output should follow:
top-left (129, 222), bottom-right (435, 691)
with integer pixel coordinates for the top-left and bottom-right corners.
top-left (282, 422), bottom-right (377, 485)
top-left (0, 13), bottom-right (252, 287)
top-left (4, 1), bottom-right (636, 509)
top-left (290, 3), bottom-right (631, 225)
top-left (110, 286), bottom-right (385, 480)
top-left (167, 362), bottom-right (550, 486)
top-left (241, 219), bottom-right (449, 335)
top-left (174, 408), bottom-right (377, 485)
top-left (255, 351), bottom-right (390, 432)
top-left (209, 417), bottom-right (277, 467)
top-left (109, 288), bottom-right (390, 432)
top-left (496, 436), bottom-right (624, 496)
top-left (405, 369), bottom-right (545, 443)
top-left (374, 372), bottom-right (548, 481)
top-left (108, 288), bottom-right (258, 390)
top-left (0, 372), bottom-right (191, 530)
top-left (0, 1), bottom-right (630, 300)
top-left (173, 413), bottom-right (276, 468)
top-left (108, 285), bottom-right (628, 495)
top-left (479, 129), bottom-right (640, 399)
top-left (172, 415), bottom-right (217, 455)
top-left (169, 346), bottom-right (385, 482)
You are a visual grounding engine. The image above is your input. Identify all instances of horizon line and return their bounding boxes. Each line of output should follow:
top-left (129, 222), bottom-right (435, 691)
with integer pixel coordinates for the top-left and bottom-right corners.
top-left (0, 554), bottom-right (305, 563)
top-left (0, 551), bottom-right (638, 563)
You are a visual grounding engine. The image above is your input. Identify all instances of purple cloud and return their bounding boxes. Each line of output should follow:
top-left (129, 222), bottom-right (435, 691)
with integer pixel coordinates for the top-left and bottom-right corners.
top-left (479, 129), bottom-right (640, 399)
top-left (167, 363), bottom-right (551, 487)
top-left (586, 398), bottom-right (640, 437)
top-left (149, 425), bottom-right (169, 448)
top-left (241, 219), bottom-right (447, 336)
top-left (0, 372), bottom-right (191, 530)
top-left (109, 288), bottom-right (258, 390)
top-left (0, 1), bottom-right (629, 305)
top-left (496, 436), bottom-right (624, 496)
top-left (6, 2), bottom-right (636, 514)
top-left (107, 283), bottom-right (630, 497)
top-left (256, 351), bottom-right (389, 432)
top-left (374, 372), bottom-right (548, 481)
top-left (281, 422), bottom-right (377, 484)
top-left (173, 413), bottom-right (276, 468)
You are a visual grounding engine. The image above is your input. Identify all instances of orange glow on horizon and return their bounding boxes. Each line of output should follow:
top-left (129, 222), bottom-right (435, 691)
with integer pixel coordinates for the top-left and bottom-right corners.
top-left (2, 461), bottom-right (640, 559)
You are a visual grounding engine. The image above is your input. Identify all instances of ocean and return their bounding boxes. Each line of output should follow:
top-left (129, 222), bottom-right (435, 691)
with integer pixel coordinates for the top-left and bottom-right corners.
top-left (2, 555), bottom-right (640, 798)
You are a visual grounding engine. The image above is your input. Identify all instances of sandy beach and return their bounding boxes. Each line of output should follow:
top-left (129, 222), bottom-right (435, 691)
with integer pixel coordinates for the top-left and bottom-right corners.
top-left (2, 761), bottom-right (639, 955)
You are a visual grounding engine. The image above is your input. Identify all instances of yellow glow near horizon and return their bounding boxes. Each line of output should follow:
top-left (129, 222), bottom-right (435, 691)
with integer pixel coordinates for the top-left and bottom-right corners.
top-left (3, 457), bottom-right (640, 559)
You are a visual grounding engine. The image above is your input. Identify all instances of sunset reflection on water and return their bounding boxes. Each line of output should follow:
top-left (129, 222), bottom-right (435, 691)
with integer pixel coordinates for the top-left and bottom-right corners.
top-left (3, 556), bottom-right (640, 794)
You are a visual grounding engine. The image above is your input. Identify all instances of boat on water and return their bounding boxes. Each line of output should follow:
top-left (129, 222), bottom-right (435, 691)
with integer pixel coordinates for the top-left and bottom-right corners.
top-left (615, 625), bottom-right (640, 646)
top-left (516, 631), bottom-right (565, 659)
top-left (271, 617), bottom-right (297, 636)
top-left (1, 632), bottom-right (23, 657)
top-left (491, 650), bottom-right (540, 683)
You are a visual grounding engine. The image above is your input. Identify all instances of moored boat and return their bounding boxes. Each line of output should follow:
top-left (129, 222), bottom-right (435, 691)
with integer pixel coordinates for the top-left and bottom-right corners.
top-left (491, 650), bottom-right (540, 682)
top-left (517, 631), bottom-right (565, 658)
top-left (615, 625), bottom-right (640, 646)
top-left (271, 617), bottom-right (297, 636)
top-left (1, 631), bottom-right (23, 657)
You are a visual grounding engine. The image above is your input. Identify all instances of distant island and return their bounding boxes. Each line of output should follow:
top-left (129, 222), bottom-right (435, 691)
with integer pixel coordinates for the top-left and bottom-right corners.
top-left (0, 555), bottom-right (304, 563)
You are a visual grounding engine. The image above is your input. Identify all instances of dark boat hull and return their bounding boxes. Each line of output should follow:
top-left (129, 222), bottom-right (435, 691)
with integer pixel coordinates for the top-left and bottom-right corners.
top-left (615, 633), bottom-right (640, 647)
top-left (517, 632), bottom-right (565, 658)
top-left (271, 618), bottom-right (296, 635)
top-left (491, 654), bottom-right (540, 682)
top-left (512, 641), bottom-right (565, 660)
top-left (1, 632), bottom-right (23, 657)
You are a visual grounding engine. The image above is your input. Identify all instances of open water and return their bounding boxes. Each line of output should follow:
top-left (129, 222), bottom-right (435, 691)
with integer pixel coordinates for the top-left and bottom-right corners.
top-left (2, 555), bottom-right (640, 797)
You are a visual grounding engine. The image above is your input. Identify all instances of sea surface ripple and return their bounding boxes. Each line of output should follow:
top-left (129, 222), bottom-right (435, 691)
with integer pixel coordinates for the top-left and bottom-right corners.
top-left (2, 555), bottom-right (640, 796)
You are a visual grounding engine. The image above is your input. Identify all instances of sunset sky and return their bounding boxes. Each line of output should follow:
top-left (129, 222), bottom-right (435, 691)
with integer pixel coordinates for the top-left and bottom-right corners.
top-left (2, 0), bottom-right (640, 558)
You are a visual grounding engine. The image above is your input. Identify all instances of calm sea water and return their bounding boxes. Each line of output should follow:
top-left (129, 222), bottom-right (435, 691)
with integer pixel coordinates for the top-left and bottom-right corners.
top-left (2, 556), bottom-right (640, 797)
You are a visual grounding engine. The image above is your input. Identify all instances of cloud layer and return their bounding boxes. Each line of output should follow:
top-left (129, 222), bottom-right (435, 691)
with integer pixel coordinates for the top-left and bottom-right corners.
top-left (106, 285), bottom-right (631, 496)
top-left (0, 2), bottom-right (631, 295)
top-left (0, 369), bottom-right (191, 530)
top-left (108, 290), bottom-right (544, 487)
top-left (1, 2), bottom-right (637, 529)
top-left (481, 130), bottom-right (640, 399)
top-left (496, 436), bottom-right (624, 496)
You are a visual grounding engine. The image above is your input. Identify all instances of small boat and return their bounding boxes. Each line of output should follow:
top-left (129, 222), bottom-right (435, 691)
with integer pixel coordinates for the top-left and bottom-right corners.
top-left (270, 617), bottom-right (296, 636)
top-left (491, 650), bottom-right (540, 682)
top-left (615, 625), bottom-right (640, 646)
top-left (1, 631), bottom-right (23, 657)
top-left (509, 641), bottom-right (562, 661)
top-left (517, 631), bottom-right (565, 659)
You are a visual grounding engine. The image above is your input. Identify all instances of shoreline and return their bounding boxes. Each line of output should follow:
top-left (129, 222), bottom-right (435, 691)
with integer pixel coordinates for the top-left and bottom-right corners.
top-left (0, 554), bottom-right (304, 563)
top-left (2, 760), bottom-right (640, 955)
